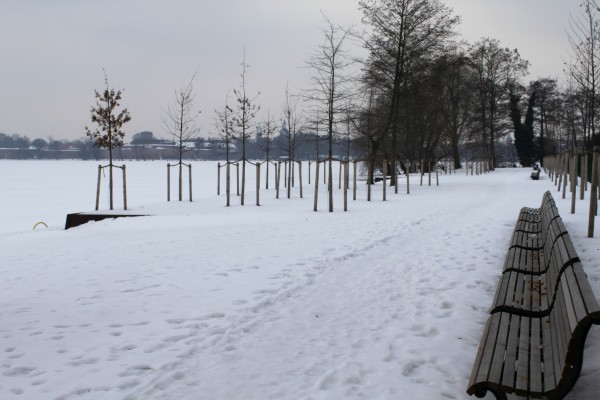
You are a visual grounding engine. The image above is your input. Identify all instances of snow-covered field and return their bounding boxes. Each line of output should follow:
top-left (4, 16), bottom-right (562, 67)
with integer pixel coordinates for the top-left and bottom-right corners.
top-left (1, 160), bottom-right (599, 400)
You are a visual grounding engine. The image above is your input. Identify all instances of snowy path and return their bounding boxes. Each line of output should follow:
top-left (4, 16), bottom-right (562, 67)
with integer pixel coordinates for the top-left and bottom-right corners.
top-left (129, 170), bottom-right (537, 400)
top-left (2, 163), bottom-right (600, 399)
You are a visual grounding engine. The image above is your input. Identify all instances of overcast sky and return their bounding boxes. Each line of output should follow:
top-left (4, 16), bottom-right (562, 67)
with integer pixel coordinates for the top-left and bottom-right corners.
top-left (0, 0), bottom-right (582, 141)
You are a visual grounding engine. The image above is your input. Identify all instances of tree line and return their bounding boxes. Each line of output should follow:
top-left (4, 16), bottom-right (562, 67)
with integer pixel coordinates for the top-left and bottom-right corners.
top-left (7, 0), bottom-right (600, 177)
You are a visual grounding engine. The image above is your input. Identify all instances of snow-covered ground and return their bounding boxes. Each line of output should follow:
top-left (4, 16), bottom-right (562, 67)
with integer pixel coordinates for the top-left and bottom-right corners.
top-left (1, 160), bottom-right (599, 400)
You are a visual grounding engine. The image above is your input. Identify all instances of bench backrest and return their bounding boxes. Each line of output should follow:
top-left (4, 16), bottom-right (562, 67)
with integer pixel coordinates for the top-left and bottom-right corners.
top-left (543, 261), bottom-right (600, 397)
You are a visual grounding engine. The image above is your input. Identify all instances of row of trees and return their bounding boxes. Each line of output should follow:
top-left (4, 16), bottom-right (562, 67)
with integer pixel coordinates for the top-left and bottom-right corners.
top-left (81, 0), bottom-right (600, 210)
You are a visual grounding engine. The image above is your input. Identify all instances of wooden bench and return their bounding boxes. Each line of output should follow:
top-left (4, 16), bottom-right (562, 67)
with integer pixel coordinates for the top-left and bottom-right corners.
top-left (467, 192), bottom-right (600, 399)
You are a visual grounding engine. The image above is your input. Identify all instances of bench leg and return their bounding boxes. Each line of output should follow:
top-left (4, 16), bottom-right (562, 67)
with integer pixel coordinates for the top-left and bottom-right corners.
top-left (488, 389), bottom-right (508, 400)
top-left (473, 388), bottom-right (508, 400)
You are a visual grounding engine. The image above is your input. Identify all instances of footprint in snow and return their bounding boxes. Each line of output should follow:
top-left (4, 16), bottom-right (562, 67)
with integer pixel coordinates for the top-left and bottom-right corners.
top-left (118, 365), bottom-right (153, 377)
top-left (441, 301), bottom-right (454, 310)
top-left (402, 359), bottom-right (425, 377)
top-left (3, 367), bottom-right (36, 377)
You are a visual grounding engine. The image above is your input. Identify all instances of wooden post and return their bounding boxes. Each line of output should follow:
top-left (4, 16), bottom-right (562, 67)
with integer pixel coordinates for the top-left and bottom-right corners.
top-left (308, 161), bottom-right (311, 185)
top-left (122, 165), bottom-right (127, 210)
top-left (274, 162), bottom-right (278, 192)
top-left (217, 163), bottom-right (221, 195)
top-left (226, 162), bottom-right (231, 207)
top-left (178, 162), bottom-right (183, 201)
top-left (553, 155), bottom-right (560, 185)
top-left (314, 161), bottom-right (320, 212)
top-left (256, 163), bottom-right (260, 206)
top-left (582, 153), bottom-right (588, 199)
top-left (284, 161), bottom-right (288, 188)
top-left (344, 162), bottom-right (348, 212)
top-left (347, 160), bottom-right (351, 193)
top-left (189, 164), bottom-right (192, 202)
top-left (276, 161), bottom-right (281, 199)
top-left (236, 162), bottom-right (240, 196)
top-left (95, 165), bottom-right (102, 211)
top-left (557, 154), bottom-right (563, 190)
top-left (394, 160), bottom-right (399, 194)
top-left (292, 160), bottom-right (295, 187)
top-left (428, 160), bottom-right (432, 186)
top-left (562, 154), bottom-right (569, 199)
top-left (406, 161), bottom-right (410, 195)
top-left (436, 161), bottom-right (439, 186)
top-left (241, 160), bottom-right (246, 206)
top-left (589, 148), bottom-right (599, 238)
top-left (298, 161), bottom-right (303, 199)
top-left (339, 161), bottom-right (342, 189)
top-left (367, 160), bottom-right (372, 202)
top-left (287, 161), bottom-right (292, 199)
top-left (571, 153), bottom-right (577, 214)
top-left (420, 159), bottom-right (424, 186)
top-left (383, 159), bottom-right (387, 201)
top-left (167, 163), bottom-right (171, 202)
top-left (265, 161), bottom-right (269, 190)
top-left (353, 161), bottom-right (357, 201)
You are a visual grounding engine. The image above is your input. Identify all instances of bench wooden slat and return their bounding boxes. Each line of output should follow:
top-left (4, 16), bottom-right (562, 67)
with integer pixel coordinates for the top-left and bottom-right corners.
top-left (522, 274), bottom-right (533, 313)
top-left (492, 272), bottom-right (508, 313)
top-left (514, 271), bottom-right (526, 312)
top-left (541, 315), bottom-right (555, 391)
top-left (501, 314), bottom-right (521, 388)
top-left (475, 313), bottom-right (502, 384)
top-left (515, 316), bottom-right (531, 393)
top-left (530, 317), bottom-right (544, 394)
top-left (468, 317), bottom-right (493, 391)
top-left (572, 265), bottom-right (600, 316)
top-left (561, 270), bottom-right (582, 333)
top-left (489, 313), bottom-right (512, 384)
top-left (514, 220), bottom-right (540, 233)
top-left (492, 272), bottom-right (513, 312)
top-left (552, 290), bottom-right (567, 385)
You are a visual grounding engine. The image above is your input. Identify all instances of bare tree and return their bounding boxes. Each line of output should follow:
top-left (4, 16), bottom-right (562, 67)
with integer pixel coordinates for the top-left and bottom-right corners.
top-left (566, 0), bottom-right (600, 150)
top-left (85, 71), bottom-right (131, 210)
top-left (468, 38), bottom-right (528, 168)
top-left (359, 0), bottom-right (459, 189)
top-left (215, 93), bottom-right (235, 163)
top-left (232, 51), bottom-right (260, 206)
top-left (304, 109), bottom-right (324, 161)
top-left (352, 84), bottom-right (387, 184)
top-left (434, 48), bottom-right (474, 169)
top-left (163, 71), bottom-right (201, 201)
top-left (305, 14), bottom-right (355, 212)
top-left (261, 110), bottom-right (277, 189)
top-left (282, 83), bottom-right (303, 198)
top-left (531, 78), bottom-right (559, 163)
